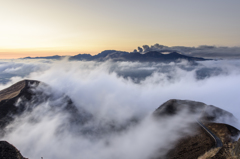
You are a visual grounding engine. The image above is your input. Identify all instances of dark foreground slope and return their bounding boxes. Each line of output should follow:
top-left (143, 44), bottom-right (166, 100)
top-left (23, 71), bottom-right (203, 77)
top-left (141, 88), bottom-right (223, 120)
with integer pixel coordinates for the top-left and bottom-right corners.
top-left (0, 80), bottom-right (90, 133)
top-left (0, 80), bottom-right (91, 158)
top-left (165, 123), bottom-right (215, 159)
top-left (153, 99), bottom-right (240, 159)
top-left (0, 80), bottom-right (40, 129)
top-left (0, 141), bottom-right (27, 159)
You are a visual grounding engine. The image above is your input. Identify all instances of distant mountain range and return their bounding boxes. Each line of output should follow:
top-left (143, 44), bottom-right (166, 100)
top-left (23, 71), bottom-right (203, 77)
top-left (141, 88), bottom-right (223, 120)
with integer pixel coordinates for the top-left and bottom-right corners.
top-left (22, 50), bottom-right (207, 62)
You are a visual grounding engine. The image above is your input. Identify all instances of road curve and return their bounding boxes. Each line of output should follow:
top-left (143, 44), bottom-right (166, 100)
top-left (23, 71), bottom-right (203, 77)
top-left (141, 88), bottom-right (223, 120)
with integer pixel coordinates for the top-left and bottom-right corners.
top-left (197, 120), bottom-right (223, 148)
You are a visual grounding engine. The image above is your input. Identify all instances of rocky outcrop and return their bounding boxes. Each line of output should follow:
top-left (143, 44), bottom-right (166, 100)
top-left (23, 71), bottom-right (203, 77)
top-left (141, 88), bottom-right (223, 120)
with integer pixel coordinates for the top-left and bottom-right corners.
top-left (153, 99), bottom-right (237, 124)
top-left (0, 80), bottom-right (40, 129)
top-left (153, 99), bottom-right (240, 159)
top-left (0, 141), bottom-right (27, 159)
top-left (0, 80), bottom-right (91, 135)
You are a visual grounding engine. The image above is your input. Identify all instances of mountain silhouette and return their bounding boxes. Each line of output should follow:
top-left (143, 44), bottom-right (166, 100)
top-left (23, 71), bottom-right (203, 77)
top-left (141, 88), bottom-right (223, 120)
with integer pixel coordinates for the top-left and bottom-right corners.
top-left (23, 50), bottom-right (206, 63)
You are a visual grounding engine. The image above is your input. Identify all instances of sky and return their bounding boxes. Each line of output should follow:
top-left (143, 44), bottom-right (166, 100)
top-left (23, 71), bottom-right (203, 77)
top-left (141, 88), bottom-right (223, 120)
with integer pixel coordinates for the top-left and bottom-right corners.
top-left (0, 0), bottom-right (240, 59)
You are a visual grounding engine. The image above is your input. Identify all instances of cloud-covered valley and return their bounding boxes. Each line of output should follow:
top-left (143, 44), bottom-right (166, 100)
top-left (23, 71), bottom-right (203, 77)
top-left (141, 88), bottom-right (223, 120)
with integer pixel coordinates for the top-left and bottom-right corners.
top-left (0, 58), bottom-right (240, 159)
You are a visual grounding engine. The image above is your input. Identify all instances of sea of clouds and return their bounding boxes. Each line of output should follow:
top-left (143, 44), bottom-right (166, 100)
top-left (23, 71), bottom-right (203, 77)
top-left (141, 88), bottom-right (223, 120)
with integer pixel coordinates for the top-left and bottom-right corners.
top-left (0, 58), bottom-right (240, 159)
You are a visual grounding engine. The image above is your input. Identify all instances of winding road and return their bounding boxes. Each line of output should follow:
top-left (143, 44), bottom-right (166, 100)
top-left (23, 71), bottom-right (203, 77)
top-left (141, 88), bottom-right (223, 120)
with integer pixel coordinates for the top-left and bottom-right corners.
top-left (197, 120), bottom-right (223, 148)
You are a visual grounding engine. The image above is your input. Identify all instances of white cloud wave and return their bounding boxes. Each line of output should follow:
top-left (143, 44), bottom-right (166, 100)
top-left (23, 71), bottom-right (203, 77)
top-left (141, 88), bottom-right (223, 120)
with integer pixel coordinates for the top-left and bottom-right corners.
top-left (0, 59), bottom-right (240, 158)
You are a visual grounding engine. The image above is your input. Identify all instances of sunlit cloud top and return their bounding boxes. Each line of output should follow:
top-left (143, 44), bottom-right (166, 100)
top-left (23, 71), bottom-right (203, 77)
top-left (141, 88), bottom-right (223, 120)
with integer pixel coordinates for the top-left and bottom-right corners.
top-left (0, 0), bottom-right (240, 59)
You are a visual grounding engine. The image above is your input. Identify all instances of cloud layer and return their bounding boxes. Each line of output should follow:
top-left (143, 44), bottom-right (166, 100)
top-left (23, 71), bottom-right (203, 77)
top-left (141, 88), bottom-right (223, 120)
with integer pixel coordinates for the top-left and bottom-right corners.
top-left (0, 59), bottom-right (240, 158)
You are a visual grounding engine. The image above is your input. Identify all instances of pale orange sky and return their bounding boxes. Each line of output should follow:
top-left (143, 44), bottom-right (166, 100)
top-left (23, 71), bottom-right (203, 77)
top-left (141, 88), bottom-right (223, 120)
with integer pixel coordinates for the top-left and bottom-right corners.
top-left (1, 0), bottom-right (240, 59)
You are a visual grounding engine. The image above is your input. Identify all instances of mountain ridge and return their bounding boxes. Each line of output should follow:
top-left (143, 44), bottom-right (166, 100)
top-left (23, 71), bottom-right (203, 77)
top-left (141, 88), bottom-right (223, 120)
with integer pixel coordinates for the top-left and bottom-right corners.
top-left (21, 50), bottom-right (207, 62)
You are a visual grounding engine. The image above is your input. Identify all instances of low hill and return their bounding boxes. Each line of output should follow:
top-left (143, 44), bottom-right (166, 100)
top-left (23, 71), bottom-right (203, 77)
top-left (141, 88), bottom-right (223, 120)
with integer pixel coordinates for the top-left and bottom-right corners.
top-left (0, 80), bottom-right (40, 129)
top-left (153, 99), bottom-right (240, 159)
top-left (0, 80), bottom-right (90, 133)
